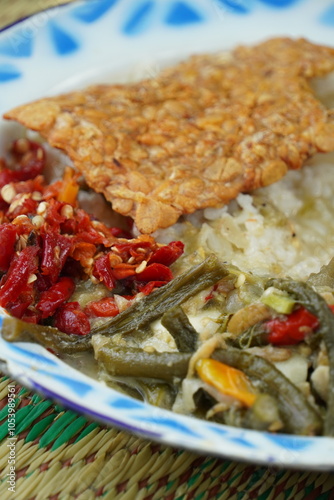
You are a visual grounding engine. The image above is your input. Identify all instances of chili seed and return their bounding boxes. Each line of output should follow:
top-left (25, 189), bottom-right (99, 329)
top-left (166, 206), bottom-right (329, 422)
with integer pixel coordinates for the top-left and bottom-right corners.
top-left (37, 202), bottom-right (48, 215)
top-left (1, 184), bottom-right (16, 204)
top-left (135, 260), bottom-right (147, 273)
top-left (32, 215), bottom-right (45, 228)
top-left (60, 204), bottom-right (74, 218)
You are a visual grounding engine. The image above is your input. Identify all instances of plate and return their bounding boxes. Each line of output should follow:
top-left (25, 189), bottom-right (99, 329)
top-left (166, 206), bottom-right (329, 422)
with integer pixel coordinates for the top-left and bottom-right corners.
top-left (1, 0), bottom-right (334, 470)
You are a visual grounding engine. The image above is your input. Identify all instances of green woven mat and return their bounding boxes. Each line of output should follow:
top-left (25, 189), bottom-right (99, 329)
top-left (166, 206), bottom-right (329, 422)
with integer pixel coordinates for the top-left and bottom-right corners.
top-left (1, 373), bottom-right (334, 499)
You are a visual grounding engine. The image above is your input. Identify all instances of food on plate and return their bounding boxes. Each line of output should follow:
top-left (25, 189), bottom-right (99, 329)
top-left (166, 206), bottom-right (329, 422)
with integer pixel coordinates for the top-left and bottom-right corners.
top-left (0, 138), bottom-right (184, 333)
top-left (2, 37), bottom-right (334, 437)
top-left (4, 38), bottom-right (334, 233)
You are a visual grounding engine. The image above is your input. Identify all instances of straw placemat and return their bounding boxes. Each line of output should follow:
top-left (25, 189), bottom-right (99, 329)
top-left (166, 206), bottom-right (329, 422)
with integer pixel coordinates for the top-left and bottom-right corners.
top-left (1, 1), bottom-right (334, 499)
top-left (1, 373), bottom-right (334, 500)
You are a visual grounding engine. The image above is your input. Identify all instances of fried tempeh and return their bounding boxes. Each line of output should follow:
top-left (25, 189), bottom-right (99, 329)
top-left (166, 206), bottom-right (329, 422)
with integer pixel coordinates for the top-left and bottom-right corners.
top-left (5, 37), bottom-right (334, 233)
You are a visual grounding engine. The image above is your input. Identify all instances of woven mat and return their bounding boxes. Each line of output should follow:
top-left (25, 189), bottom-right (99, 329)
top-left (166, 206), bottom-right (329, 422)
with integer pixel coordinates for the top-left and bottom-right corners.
top-left (1, 374), bottom-right (334, 500)
top-left (1, 1), bottom-right (334, 499)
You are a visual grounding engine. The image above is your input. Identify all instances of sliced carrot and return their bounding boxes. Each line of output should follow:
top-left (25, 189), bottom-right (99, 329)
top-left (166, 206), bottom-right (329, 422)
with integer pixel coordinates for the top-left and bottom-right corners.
top-left (196, 358), bottom-right (257, 407)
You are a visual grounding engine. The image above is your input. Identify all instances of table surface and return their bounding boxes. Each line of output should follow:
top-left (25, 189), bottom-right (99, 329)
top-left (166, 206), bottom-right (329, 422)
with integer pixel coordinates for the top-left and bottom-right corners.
top-left (0, 2), bottom-right (334, 499)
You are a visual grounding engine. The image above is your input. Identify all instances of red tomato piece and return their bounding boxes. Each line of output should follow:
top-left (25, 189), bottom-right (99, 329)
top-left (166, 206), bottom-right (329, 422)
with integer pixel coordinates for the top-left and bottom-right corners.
top-left (266, 307), bottom-right (319, 345)
top-left (85, 297), bottom-right (119, 318)
top-left (55, 302), bottom-right (90, 335)
top-left (37, 277), bottom-right (75, 319)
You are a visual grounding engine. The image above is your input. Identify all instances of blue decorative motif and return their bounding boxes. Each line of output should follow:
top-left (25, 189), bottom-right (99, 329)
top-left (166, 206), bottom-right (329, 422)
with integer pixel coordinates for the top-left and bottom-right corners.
top-left (165, 1), bottom-right (204, 25)
top-left (7, 344), bottom-right (58, 366)
top-left (137, 416), bottom-right (201, 437)
top-left (0, 32), bottom-right (33, 58)
top-left (0, 63), bottom-right (21, 82)
top-left (258, 0), bottom-right (299, 6)
top-left (110, 397), bottom-right (145, 410)
top-left (122, 1), bottom-right (155, 36)
top-left (266, 434), bottom-right (313, 450)
top-left (319, 4), bottom-right (334, 26)
top-left (48, 21), bottom-right (80, 55)
top-left (214, 0), bottom-right (252, 15)
top-left (71, 0), bottom-right (119, 24)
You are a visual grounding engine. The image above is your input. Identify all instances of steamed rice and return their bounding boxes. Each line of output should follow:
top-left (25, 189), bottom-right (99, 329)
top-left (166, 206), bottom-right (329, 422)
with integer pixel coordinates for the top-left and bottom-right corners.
top-left (156, 153), bottom-right (334, 280)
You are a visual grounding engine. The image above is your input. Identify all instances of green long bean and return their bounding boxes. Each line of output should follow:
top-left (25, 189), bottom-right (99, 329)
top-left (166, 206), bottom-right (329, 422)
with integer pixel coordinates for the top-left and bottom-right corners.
top-left (161, 306), bottom-right (198, 352)
top-left (1, 316), bottom-right (92, 353)
top-left (91, 254), bottom-right (229, 337)
top-left (212, 348), bottom-right (323, 436)
top-left (266, 278), bottom-right (334, 436)
top-left (94, 344), bottom-right (191, 382)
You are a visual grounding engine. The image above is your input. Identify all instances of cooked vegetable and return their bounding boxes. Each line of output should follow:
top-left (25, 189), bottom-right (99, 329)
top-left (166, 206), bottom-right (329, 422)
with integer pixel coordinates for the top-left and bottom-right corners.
top-left (196, 358), bottom-right (257, 407)
top-left (91, 255), bottom-right (229, 336)
top-left (1, 315), bottom-right (92, 353)
top-left (265, 306), bottom-right (319, 345)
top-left (265, 278), bottom-right (334, 436)
top-left (130, 380), bottom-right (176, 409)
top-left (161, 306), bottom-right (198, 352)
top-left (261, 288), bottom-right (295, 314)
top-left (212, 348), bottom-right (323, 435)
top-left (242, 394), bottom-right (283, 432)
top-left (94, 344), bottom-right (191, 382)
top-left (227, 303), bottom-right (271, 336)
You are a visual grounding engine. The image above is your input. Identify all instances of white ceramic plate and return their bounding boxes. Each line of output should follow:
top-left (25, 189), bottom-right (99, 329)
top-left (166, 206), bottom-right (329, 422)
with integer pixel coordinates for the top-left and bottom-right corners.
top-left (1, 0), bottom-right (334, 470)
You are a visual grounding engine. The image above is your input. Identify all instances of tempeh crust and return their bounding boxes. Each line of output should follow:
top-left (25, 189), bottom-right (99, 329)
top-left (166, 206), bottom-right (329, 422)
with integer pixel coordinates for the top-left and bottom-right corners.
top-left (5, 37), bottom-right (334, 233)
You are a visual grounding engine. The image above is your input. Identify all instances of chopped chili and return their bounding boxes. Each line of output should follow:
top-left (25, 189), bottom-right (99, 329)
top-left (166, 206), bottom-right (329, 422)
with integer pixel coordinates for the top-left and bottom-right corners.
top-left (55, 302), bottom-right (91, 335)
top-left (37, 277), bottom-right (75, 319)
top-left (0, 140), bottom-right (184, 335)
top-left (0, 224), bottom-right (17, 272)
top-left (85, 297), bottom-right (119, 318)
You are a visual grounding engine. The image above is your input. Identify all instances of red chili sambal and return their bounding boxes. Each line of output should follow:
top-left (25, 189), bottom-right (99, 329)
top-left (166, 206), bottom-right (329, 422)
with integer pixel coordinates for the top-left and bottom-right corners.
top-left (0, 139), bottom-right (184, 335)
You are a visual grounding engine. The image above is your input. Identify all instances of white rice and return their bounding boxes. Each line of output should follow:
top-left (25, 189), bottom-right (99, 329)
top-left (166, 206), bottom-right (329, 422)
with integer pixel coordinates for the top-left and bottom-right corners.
top-left (156, 152), bottom-right (334, 280)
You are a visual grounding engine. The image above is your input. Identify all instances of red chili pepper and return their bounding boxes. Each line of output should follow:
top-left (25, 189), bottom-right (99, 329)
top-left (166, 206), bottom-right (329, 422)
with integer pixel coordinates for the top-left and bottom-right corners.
top-left (266, 306), bottom-right (319, 345)
top-left (7, 197), bottom-right (38, 220)
top-left (11, 140), bottom-right (46, 180)
top-left (54, 301), bottom-right (90, 335)
top-left (93, 254), bottom-right (116, 290)
top-left (136, 263), bottom-right (173, 282)
top-left (0, 224), bottom-right (17, 272)
top-left (0, 246), bottom-right (39, 307)
top-left (85, 297), bottom-right (119, 318)
top-left (40, 231), bottom-right (72, 284)
top-left (137, 281), bottom-right (168, 295)
top-left (149, 241), bottom-right (184, 266)
top-left (112, 263), bottom-right (137, 280)
top-left (37, 277), bottom-right (75, 319)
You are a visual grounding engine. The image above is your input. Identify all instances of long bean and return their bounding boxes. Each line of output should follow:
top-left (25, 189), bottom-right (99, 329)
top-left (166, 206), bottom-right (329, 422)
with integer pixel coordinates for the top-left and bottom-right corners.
top-left (1, 316), bottom-right (92, 353)
top-left (266, 278), bottom-right (334, 436)
top-left (161, 306), bottom-right (198, 352)
top-left (93, 344), bottom-right (191, 382)
top-left (91, 255), bottom-right (229, 336)
top-left (212, 348), bottom-right (323, 436)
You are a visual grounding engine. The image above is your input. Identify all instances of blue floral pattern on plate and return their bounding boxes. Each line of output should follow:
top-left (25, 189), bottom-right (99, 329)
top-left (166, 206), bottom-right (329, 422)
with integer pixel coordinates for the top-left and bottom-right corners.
top-left (1, 0), bottom-right (334, 469)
